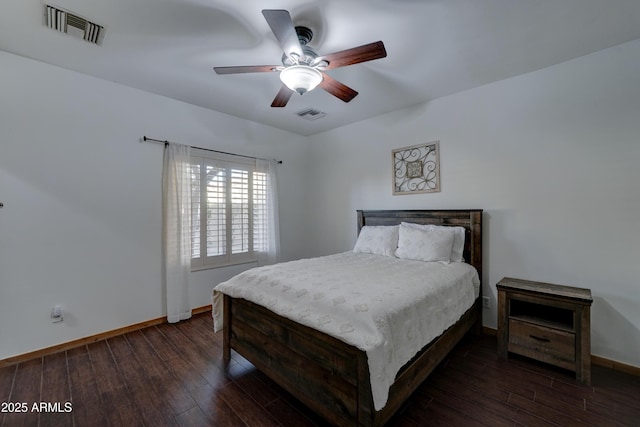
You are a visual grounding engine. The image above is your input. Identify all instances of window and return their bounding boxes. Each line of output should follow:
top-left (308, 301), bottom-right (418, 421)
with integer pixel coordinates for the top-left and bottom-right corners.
top-left (190, 151), bottom-right (268, 269)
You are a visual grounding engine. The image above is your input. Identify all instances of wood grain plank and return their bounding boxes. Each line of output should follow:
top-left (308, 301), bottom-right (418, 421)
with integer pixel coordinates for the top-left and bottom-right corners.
top-left (0, 364), bottom-right (16, 427)
top-left (188, 383), bottom-right (247, 427)
top-left (0, 364), bottom-right (16, 402)
top-left (158, 323), bottom-right (231, 390)
top-left (508, 392), bottom-right (579, 426)
top-left (218, 381), bottom-right (280, 427)
top-left (125, 330), bottom-right (196, 415)
top-left (39, 352), bottom-right (72, 427)
top-left (2, 359), bottom-right (41, 427)
top-left (437, 355), bottom-right (536, 402)
top-left (175, 406), bottom-right (211, 427)
top-left (403, 397), bottom-right (484, 426)
top-left (532, 387), bottom-right (612, 426)
top-left (263, 397), bottom-right (319, 427)
top-left (66, 347), bottom-right (110, 427)
top-left (174, 319), bottom-right (224, 368)
top-left (418, 385), bottom-right (514, 427)
top-left (142, 326), bottom-right (210, 392)
top-left (422, 369), bottom-right (521, 421)
top-left (107, 335), bottom-right (178, 427)
top-left (87, 340), bottom-right (143, 427)
top-left (233, 372), bottom-right (280, 406)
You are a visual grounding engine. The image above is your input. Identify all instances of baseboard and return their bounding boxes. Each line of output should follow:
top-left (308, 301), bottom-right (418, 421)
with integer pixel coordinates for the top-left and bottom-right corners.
top-left (481, 326), bottom-right (640, 377)
top-left (591, 354), bottom-right (640, 377)
top-left (192, 304), bottom-right (213, 315)
top-left (0, 305), bottom-right (213, 368)
top-left (482, 326), bottom-right (497, 336)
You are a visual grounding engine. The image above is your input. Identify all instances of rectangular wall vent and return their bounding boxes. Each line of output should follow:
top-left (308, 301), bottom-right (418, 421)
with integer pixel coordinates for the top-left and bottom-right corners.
top-left (295, 108), bottom-right (327, 121)
top-left (45, 5), bottom-right (104, 45)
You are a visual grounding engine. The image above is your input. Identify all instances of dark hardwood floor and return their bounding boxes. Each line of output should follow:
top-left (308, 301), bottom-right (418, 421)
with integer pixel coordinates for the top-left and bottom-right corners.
top-left (1, 312), bottom-right (639, 426)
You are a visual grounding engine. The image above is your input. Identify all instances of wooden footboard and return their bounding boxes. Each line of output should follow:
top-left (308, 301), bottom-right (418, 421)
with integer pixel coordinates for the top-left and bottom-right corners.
top-left (221, 209), bottom-right (483, 426)
top-left (224, 294), bottom-right (481, 427)
top-left (224, 295), bottom-right (362, 425)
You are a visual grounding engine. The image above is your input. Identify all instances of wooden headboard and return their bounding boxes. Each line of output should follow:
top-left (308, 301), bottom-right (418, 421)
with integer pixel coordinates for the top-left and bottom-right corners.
top-left (357, 209), bottom-right (483, 282)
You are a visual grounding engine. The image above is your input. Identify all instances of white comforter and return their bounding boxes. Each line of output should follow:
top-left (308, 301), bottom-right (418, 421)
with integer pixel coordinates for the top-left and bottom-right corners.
top-left (212, 252), bottom-right (480, 410)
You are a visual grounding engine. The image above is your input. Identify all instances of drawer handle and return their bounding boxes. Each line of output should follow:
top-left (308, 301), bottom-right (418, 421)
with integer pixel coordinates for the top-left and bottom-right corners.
top-left (529, 334), bottom-right (551, 343)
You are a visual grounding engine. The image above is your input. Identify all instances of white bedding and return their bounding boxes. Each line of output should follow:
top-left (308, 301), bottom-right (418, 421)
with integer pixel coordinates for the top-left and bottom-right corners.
top-left (212, 252), bottom-right (480, 411)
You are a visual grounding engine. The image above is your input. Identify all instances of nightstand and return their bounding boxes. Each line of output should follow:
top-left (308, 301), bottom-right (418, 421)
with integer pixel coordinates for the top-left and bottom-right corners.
top-left (497, 277), bottom-right (593, 384)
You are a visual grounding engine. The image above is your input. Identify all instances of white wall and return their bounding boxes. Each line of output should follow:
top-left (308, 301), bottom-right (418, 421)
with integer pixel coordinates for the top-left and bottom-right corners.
top-left (0, 51), bottom-right (310, 360)
top-left (306, 39), bottom-right (640, 368)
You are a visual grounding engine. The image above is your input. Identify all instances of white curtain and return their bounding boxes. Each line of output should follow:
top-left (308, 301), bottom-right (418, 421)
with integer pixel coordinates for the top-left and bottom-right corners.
top-left (162, 143), bottom-right (192, 323)
top-left (256, 159), bottom-right (281, 266)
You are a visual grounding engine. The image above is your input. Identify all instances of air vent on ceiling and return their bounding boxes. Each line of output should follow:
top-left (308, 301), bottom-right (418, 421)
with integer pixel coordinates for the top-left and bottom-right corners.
top-left (296, 108), bottom-right (327, 121)
top-left (45, 4), bottom-right (104, 45)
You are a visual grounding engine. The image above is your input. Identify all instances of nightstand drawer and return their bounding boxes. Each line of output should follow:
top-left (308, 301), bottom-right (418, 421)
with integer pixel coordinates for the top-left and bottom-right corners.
top-left (508, 319), bottom-right (575, 369)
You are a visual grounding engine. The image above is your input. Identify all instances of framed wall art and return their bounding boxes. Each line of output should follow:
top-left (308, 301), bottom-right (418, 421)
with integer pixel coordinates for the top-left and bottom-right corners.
top-left (392, 141), bottom-right (440, 195)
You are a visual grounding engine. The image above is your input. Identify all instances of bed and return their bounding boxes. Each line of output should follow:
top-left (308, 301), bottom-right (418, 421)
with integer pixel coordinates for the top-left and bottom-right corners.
top-left (214, 209), bottom-right (483, 427)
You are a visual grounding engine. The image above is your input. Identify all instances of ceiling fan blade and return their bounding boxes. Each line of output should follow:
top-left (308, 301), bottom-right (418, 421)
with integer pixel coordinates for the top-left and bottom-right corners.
top-left (271, 85), bottom-right (295, 107)
top-left (213, 65), bottom-right (280, 75)
top-left (318, 41), bottom-right (387, 70)
top-left (262, 9), bottom-right (304, 59)
top-left (319, 73), bottom-right (358, 103)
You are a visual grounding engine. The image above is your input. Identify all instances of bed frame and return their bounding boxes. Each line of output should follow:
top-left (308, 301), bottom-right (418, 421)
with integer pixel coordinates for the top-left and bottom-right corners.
top-left (222, 209), bottom-right (483, 427)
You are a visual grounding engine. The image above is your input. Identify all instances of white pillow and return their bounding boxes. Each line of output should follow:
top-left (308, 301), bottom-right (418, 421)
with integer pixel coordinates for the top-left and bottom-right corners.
top-left (401, 222), bottom-right (466, 262)
top-left (395, 224), bottom-right (454, 263)
top-left (353, 225), bottom-right (399, 257)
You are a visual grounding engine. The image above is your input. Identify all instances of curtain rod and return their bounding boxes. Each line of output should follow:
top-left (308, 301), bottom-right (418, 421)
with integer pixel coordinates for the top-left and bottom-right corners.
top-left (141, 136), bottom-right (283, 164)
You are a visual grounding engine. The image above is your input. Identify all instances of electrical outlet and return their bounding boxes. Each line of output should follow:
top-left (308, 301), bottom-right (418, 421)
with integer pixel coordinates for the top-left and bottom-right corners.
top-left (482, 296), bottom-right (490, 309)
top-left (51, 305), bottom-right (64, 323)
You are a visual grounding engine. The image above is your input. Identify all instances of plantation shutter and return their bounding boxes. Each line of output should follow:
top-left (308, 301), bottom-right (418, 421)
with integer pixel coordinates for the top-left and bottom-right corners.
top-left (230, 168), bottom-right (250, 254)
top-left (206, 163), bottom-right (227, 257)
top-left (190, 152), bottom-right (259, 268)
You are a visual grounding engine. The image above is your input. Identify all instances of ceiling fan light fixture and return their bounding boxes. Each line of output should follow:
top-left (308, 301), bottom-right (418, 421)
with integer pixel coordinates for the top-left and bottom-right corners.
top-left (214, 10), bottom-right (386, 107)
top-left (279, 65), bottom-right (323, 95)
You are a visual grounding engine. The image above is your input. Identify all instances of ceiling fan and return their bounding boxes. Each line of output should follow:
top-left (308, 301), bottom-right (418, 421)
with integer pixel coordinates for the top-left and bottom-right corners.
top-left (213, 9), bottom-right (387, 107)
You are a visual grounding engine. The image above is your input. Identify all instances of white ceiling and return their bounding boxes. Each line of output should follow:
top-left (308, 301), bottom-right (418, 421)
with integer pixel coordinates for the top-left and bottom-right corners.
top-left (2, 0), bottom-right (640, 136)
